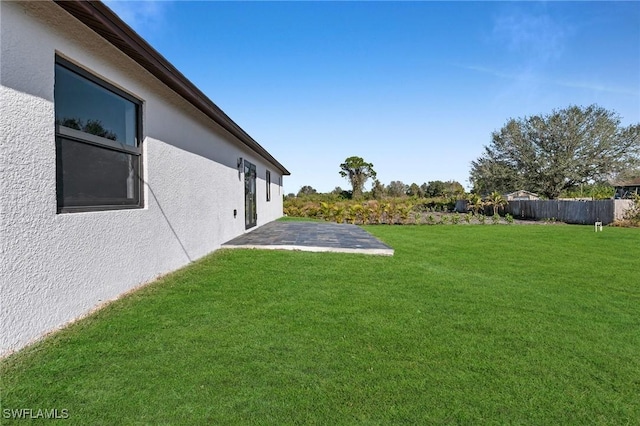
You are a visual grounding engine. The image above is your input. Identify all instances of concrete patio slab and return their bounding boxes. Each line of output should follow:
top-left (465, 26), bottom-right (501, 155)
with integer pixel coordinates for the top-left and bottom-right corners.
top-left (222, 221), bottom-right (394, 256)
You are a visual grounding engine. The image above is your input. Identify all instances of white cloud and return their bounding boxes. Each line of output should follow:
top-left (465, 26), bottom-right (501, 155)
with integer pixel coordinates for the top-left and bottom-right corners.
top-left (463, 64), bottom-right (638, 96)
top-left (492, 9), bottom-right (569, 63)
top-left (552, 79), bottom-right (639, 96)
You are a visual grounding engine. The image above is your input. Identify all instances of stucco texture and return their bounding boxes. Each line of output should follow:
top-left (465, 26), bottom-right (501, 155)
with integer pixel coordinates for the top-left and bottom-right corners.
top-left (1, 1), bottom-right (284, 355)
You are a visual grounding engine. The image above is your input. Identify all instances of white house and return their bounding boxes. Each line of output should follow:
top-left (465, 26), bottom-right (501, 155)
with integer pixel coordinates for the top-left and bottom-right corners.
top-left (504, 190), bottom-right (540, 201)
top-left (0, 0), bottom-right (289, 356)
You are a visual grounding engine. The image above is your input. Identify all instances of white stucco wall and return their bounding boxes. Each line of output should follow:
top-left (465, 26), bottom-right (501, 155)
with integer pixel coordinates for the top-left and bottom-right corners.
top-left (0, 1), bottom-right (284, 356)
top-left (614, 199), bottom-right (634, 221)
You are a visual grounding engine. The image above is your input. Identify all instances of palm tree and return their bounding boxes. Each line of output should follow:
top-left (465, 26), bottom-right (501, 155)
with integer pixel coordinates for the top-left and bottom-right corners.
top-left (466, 193), bottom-right (484, 216)
top-left (486, 191), bottom-right (507, 216)
top-left (339, 156), bottom-right (377, 200)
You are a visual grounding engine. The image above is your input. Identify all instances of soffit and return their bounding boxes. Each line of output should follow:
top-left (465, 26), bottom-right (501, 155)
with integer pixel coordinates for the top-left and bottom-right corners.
top-left (53, 0), bottom-right (290, 176)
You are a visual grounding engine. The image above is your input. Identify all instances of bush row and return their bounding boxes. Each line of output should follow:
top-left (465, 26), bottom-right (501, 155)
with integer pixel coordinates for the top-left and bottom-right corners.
top-left (283, 200), bottom-right (514, 225)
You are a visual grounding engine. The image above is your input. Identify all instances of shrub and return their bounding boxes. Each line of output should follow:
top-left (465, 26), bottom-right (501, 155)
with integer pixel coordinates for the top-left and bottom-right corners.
top-left (414, 212), bottom-right (422, 225)
top-left (320, 202), bottom-right (333, 221)
top-left (333, 204), bottom-right (346, 224)
top-left (398, 204), bottom-right (414, 224)
top-left (302, 202), bottom-right (320, 219)
top-left (347, 204), bottom-right (363, 224)
top-left (284, 205), bottom-right (302, 217)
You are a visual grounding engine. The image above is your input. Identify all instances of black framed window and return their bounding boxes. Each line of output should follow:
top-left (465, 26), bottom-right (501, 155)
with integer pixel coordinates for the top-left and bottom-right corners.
top-left (266, 170), bottom-right (271, 202)
top-left (55, 57), bottom-right (143, 212)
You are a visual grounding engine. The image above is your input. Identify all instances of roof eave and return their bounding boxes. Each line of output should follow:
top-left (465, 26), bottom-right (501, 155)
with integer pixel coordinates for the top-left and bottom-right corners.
top-left (53, 0), bottom-right (290, 176)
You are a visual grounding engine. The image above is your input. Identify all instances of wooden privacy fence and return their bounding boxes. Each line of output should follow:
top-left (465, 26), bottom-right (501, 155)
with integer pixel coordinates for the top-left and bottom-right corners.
top-left (506, 199), bottom-right (633, 225)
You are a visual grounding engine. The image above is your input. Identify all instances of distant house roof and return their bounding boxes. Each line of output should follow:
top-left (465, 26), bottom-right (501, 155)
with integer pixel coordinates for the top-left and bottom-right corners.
top-left (505, 190), bottom-right (539, 200)
top-left (54, 0), bottom-right (290, 176)
top-left (613, 177), bottom-right (640, 187)
top-left (613, 177), bottom-right (640, 198)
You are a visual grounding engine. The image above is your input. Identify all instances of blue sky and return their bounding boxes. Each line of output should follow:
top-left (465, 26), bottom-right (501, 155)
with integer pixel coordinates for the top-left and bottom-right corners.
top-left (104, 1), bottom-right (640, 194)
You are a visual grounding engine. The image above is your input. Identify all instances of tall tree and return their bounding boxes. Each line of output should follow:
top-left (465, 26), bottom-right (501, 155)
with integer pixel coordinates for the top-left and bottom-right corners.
top-left (425, 180), bottom-right (447, 197)
top-left (387, 181), bottom-right (408, 198)
top-left (420, 182), bottom-right (429, 196)
top-left (423, 180), bottom-right (464, 197)
top-left (470, 105), bottom-right (640, 199)
top-left (371, 179), bottom-right (386, 200)
top-left (297, 185), bottom-right (317, 197)
top-left (444, 180), bottom-right (465, 197)
top-left (331, 186), bottom-right (352, 199)
top-left (406, 183), bottom-right (424, 198)
top-left (339, 156), bottom-right (377, 199)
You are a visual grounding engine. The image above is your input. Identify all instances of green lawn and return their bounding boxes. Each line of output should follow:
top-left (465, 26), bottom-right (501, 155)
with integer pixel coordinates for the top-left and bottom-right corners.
top-left (2, 225), bottom-right (639, 424)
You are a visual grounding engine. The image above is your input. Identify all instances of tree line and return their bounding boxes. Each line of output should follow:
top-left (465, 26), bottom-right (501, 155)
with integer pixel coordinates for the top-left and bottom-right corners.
top-left (291, 179), bottom-right (465, 201)
top-left (288, 156), bottom-right (466, 201)
top-left (469, 104), bottom-right (639, 199)
top-left (290, 104), bottom-right (639, 203)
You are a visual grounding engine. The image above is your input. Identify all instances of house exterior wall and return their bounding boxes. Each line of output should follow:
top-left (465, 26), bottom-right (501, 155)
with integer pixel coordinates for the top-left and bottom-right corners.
top-left (615, 185), bottom-right (640, 199)
top-left (505, 190), bottom-right (539, 201)
top-left (1, 1), bottom-right (284, 356)
top-left (613, 199), bottom-right (634, 221)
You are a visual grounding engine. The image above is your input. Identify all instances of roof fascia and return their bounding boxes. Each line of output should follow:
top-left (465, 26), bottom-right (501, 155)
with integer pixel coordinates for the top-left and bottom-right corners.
top-left (53, 0), bottom-right (290, 176)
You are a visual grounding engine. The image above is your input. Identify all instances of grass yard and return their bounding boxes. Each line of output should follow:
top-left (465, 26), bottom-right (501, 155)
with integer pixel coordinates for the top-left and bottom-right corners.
top-left (1, 225), bottom-right (639, 424)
